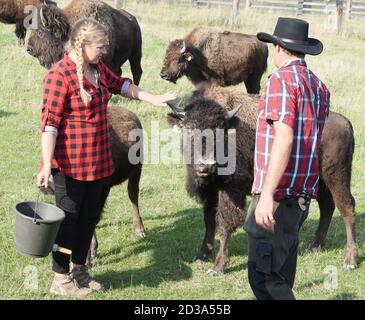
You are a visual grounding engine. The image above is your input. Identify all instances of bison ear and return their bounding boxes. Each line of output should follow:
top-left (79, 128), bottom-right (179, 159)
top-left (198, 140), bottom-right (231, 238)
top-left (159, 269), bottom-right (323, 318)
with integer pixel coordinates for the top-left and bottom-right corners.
top-left (183, 52), bottom-right (193, 62)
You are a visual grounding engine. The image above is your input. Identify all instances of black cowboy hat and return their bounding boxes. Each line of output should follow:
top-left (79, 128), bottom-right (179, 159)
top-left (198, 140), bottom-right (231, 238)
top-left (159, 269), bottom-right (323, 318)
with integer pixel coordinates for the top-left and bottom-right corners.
top-left (257, 17), bottom-right (323, 55)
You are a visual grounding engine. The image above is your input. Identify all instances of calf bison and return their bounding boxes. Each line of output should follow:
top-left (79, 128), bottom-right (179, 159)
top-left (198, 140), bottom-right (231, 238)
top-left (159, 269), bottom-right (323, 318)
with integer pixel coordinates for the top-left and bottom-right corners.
top-left (167, 83), bottom-right (357, 275)
top-left (160, 27), bottom-right (268, 93)
top-left (26, 0), bottom-right (143, 84)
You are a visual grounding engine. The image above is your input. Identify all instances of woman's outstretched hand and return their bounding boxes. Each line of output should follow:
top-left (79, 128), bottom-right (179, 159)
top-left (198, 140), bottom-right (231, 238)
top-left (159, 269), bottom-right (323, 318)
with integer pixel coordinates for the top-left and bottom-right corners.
top-left (148, 91), bottom-right (177, 107)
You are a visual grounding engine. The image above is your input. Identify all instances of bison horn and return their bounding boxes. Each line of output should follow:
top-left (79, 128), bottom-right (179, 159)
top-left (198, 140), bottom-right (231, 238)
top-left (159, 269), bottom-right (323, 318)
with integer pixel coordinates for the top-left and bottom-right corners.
top-left (225, 105), bottom-right (242, 120)
top-left (180, 40), bottom-right (186, 54)
top-left (167, 101), bottom-right (186, 120)
top-left (40, 7), bottom-right (47, 27)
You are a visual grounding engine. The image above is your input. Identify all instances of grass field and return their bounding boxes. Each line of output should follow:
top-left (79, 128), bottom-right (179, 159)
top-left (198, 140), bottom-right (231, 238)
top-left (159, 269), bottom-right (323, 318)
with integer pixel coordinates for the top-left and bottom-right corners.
top-left (0, 0), bottom-right (365, 300)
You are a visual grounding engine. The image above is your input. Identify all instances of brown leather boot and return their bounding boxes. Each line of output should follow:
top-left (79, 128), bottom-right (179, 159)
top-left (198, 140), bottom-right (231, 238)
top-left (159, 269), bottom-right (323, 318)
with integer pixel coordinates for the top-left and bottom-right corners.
top-left (71, 265), bottom-right (105, 292)
top-left (50, 273), bottom-right (92, 297)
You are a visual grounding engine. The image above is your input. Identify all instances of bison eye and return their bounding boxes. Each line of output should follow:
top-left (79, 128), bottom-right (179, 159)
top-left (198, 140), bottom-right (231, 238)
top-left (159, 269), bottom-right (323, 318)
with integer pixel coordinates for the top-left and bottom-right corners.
top-left (37, 30), bottom-right (44, 38)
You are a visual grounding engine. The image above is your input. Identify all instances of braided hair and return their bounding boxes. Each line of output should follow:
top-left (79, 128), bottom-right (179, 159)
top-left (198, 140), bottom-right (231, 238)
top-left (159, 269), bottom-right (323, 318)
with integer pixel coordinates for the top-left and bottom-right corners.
top-left (70, 19), bottom-right (108, 104)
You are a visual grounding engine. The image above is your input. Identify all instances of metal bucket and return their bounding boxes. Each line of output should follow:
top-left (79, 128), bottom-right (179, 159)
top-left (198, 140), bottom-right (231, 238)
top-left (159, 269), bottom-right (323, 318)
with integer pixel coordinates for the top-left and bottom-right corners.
top-left (14, 201), bottom-right (65, 258)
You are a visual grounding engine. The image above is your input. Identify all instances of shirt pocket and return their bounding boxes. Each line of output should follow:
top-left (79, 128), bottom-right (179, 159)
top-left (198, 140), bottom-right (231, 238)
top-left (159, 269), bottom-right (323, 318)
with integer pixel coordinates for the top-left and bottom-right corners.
top-left (255, 240), bottom-right (273, 274)
top-left (68, 92), bottom-right (97, 123)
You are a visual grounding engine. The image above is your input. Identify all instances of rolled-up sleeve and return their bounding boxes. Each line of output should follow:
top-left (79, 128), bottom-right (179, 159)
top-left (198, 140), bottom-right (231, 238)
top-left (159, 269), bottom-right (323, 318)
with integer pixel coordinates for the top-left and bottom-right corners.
top-left (41, 71), bottom-right (68, 132)
top-left (264, 74), bottom-right (297, 129)
top-left (99, 62), bottom-right (133, 96)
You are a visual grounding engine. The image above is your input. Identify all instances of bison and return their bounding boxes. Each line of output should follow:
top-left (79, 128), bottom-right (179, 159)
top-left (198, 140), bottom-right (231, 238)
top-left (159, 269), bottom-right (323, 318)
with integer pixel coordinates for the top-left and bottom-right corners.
top-left (167, 83), bottom-right (357, 275)
top-left (26, 0), bottom-right (143, 84)
top-left (160, 27), bottom-right (268, 94)
top-left (87, 106), bottom-right (146, 263)
top-left (0, 0), bottom-right (50, 45)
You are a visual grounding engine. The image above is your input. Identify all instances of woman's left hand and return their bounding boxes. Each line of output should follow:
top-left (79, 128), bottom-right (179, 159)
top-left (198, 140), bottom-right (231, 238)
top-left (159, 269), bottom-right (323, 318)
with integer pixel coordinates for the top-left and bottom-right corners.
top-left (149, 91), bottom-right (177, 107)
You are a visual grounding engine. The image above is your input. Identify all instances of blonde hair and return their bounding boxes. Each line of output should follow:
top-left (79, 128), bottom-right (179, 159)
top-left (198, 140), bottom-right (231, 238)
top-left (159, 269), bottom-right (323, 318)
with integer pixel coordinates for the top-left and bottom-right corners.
top-left (70, 19), bottom-right (109, 104)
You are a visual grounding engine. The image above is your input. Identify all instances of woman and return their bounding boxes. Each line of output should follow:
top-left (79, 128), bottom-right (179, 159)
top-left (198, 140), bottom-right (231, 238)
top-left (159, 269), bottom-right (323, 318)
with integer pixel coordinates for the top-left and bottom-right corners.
top-left (37, 18), bottom-right (176, 297)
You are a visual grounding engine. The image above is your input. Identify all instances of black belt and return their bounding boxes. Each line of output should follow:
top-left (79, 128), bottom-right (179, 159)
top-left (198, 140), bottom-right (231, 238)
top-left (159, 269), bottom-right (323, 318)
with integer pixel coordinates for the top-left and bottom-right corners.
top-left (252, 193), bottom-right (311, 200)
top-left (253, 193), bottom-right (311, 210)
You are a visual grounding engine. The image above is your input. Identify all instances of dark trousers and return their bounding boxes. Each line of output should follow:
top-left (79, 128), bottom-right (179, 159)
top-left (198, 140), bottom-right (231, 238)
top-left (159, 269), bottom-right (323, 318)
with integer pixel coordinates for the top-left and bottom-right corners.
top-left (244, 195), bottom-right (310, 300)
top-left (51, 169), bottom-right (104, 274)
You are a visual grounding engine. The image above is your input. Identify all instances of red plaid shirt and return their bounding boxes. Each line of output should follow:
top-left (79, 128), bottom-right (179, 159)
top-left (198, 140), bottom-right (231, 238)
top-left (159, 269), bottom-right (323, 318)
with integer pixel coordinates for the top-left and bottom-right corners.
top-left (252, 59), bottom-right (330, 201)
top-left (41, 52), bottom-right (132, 181)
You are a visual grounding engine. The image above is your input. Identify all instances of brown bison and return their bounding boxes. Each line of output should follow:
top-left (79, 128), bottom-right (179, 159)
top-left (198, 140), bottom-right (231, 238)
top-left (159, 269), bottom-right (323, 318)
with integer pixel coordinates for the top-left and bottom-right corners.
top-left (88, 106), bottom-right (145, 263)
top-left (0, 0), bottom-right (50, 45)
top-left (167, 83), bottom-right (357, 275)
top-left (26, 0), bottom-right (143, 84)
top-left (160, 27), bottom-right (268, 93)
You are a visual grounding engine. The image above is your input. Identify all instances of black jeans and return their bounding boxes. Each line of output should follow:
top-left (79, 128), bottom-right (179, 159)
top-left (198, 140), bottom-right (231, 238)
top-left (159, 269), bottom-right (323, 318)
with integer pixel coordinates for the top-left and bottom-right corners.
top-left (244, 194), bottom-right (310, 300)
top-left (51, 169), bottom-right (105, 274)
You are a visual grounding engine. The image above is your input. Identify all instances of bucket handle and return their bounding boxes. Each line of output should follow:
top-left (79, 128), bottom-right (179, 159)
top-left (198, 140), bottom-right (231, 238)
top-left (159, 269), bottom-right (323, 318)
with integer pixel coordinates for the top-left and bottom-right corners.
top-left (52, 244), bottom-right (72, 255)
top-left (33, 189), bottom-right (42, 224)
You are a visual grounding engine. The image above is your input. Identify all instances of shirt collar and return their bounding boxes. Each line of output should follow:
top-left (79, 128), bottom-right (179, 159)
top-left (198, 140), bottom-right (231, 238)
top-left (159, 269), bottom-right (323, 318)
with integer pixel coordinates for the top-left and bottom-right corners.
top-left (64, 51), bottom-right (76, 68)
top-left (281, 58), bottom-right (307, 69)
top-left (267, 58), bottom-right (307, 78)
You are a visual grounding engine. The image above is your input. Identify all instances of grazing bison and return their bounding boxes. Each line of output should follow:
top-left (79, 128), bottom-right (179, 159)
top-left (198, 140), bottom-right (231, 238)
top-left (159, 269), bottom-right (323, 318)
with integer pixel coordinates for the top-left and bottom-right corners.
top-left (167, 83), bottom-right (357, 275)
top-left (160, 27), bottom-right (268, 93)
top-left (26, 0), bottom-right (143, 84)
top-left (0, 0), bottom-right (50, 45)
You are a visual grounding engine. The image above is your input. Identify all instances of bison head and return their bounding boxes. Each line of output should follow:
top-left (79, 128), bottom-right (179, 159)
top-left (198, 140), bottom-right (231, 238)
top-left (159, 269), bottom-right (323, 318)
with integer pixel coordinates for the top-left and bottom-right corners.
top-left (160, 40), bottom-right (194, 83)
top-left (26, 2), bottom-right (70, 69)
top-left (167, 99), bottom-right (241, 184)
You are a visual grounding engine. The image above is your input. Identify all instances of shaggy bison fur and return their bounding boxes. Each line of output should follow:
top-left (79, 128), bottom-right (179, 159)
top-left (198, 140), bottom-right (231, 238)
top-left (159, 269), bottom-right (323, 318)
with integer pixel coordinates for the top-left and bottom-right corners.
top-left (167, 84), bottom-right (357, 275)
top-left (26, 0), bottom-right (143, 84)
top-left (0, 0), bottom-right (51, 45)
top-left (82, 107), bottom-right (146, 264)
top-left (160, 27), bottom-right (268, 93)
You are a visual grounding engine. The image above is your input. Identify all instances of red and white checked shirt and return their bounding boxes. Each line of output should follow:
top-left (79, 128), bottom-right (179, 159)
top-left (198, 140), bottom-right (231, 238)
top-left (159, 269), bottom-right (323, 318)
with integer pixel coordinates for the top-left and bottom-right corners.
top-left (41, 52), bottom-right (132, 181)
top-left (252, 59), bottom-right (330, 201)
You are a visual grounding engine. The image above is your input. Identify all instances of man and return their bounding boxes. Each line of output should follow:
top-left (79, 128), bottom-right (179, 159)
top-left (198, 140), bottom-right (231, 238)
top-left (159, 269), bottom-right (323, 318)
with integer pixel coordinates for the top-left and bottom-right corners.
top-left (244, 17), bottom-right (330, 300)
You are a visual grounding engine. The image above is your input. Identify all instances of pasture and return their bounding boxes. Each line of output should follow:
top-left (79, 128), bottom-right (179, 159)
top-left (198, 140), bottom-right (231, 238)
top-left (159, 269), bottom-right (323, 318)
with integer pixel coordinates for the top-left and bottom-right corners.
top-left (0, 0), bottom-right (364, 300)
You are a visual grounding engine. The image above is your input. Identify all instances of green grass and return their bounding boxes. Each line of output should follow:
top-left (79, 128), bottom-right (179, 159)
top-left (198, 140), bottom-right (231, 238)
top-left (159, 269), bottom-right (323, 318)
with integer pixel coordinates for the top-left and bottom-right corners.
top-left (0, 0), bottom-right (365, 300)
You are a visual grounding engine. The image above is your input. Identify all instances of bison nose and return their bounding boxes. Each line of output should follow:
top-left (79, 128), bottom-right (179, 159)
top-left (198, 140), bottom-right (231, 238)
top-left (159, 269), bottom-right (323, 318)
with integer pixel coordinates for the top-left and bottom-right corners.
top-left (27, 46), bottom-right (35, 56)
top-left (196, 161), bottom-right (217, 177)
top-left (160, 72), bottom-right (169, 80)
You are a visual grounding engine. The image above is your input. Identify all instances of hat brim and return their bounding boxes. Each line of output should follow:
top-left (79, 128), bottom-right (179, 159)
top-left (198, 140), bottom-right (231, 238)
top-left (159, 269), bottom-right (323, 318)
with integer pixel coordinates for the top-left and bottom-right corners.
top-left (257, 32), bottom-right (323, 56)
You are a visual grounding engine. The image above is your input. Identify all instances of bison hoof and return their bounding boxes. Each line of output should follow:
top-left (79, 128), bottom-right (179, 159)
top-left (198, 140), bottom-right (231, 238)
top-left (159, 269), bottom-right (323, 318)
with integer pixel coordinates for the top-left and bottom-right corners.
top-left (344, 255), bottom-right (357, 271)
top-left (86, 255), bottom-right (96, 268)
top-left (344, 244), bottom-right (358, 271)
top-left (193, 253), bottom-right (210, 263)
top-left (206, 269), bottom-right (223, 276)
top-left (310, 244), bottom-right (322, 253)
top-left (136, 230), bottom-right (146, 238)
top-left (344, 263), bottom-right (356, 271)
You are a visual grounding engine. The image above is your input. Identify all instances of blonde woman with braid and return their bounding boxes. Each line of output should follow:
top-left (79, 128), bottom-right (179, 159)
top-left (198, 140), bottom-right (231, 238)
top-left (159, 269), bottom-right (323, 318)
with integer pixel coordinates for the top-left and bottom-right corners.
top-left (36, 18), bottom-right (176, 297)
